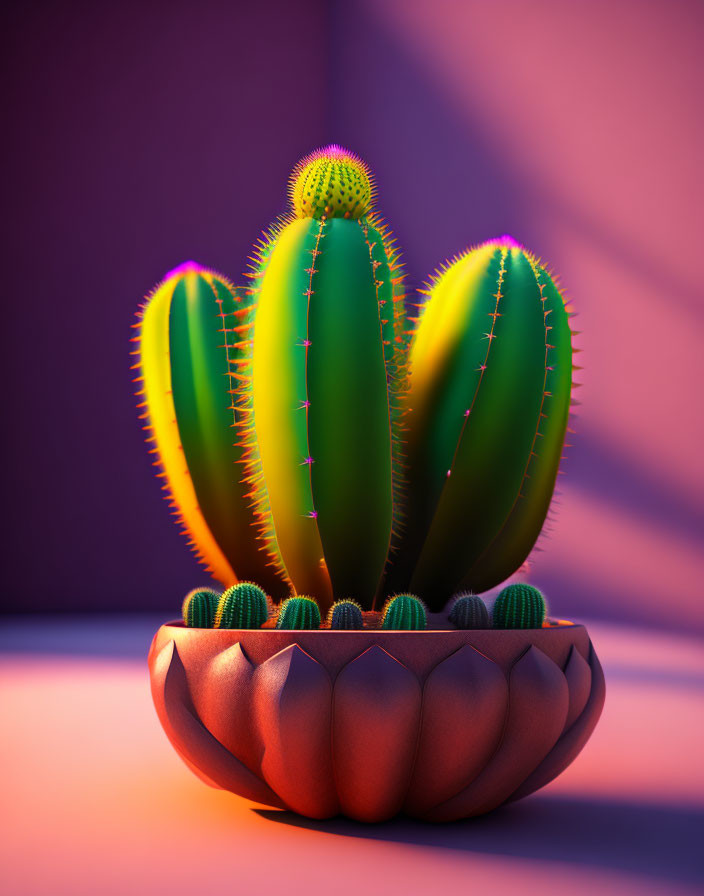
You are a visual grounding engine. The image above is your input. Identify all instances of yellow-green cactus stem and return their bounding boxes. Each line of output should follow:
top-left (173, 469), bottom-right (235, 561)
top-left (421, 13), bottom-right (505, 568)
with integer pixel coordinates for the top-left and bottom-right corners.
top-left (388, 237), bottom-right (573, 610)
top-left (239, 146), bottom-right (407, 613)
top-left (135, 262), bottom-right (289, 598)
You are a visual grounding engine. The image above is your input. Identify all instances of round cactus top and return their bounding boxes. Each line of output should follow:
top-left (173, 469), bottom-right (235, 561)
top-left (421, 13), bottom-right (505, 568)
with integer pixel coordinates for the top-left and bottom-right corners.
top-left (289, 145), bottom-right (374, 220)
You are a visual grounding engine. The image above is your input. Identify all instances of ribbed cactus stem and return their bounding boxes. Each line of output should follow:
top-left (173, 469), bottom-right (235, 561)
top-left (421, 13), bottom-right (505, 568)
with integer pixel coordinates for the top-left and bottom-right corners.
top-left (239, 146), bottom-right (407, 613)
top-left (182, 588), bottom-right (220, 628)
top-left (492, 583), bottom-right (546, 629)
top-left (381, 594), bottom-right (427, 630)
top-left (448, 593), bottom-right (490, 629)
top-left (214, 582), bottom-right (269, 629)
top-left (136, 262), bottom-right (289, 598)
top-left (276, 596), bottom-right (321, 630)
top-left (389, 236), bottom-right (572, 610)
top-left (328, 599), bottom-right (364, 630)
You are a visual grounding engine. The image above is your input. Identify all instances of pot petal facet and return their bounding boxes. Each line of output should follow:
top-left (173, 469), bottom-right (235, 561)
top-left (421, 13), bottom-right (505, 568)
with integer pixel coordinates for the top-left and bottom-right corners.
top-left (333, 645), bottom-right (422, 822)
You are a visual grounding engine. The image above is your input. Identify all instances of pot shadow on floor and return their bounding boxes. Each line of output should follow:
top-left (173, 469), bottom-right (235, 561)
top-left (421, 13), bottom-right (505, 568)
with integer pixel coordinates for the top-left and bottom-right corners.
top-left (255, 794), bottom-right (703, 888)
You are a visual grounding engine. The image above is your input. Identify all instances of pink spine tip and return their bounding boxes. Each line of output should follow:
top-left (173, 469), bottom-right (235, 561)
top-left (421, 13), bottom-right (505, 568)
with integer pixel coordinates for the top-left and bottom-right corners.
top-left (498, 234), bottom-right (522, 248)
top-left (163, 260), bottom-right (204, 279)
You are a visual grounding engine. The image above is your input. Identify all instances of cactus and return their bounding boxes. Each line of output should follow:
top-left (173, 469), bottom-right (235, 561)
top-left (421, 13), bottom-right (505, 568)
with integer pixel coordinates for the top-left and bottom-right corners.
top-left (493, 583), bottom-right (546, 629)
top-left (276, 596), bottom-right (321, 630)
top-left (387, 236), bottom-right (573, 610)
top-left (381, 594), bottom-right (427, 630)
top-left (214, 582), bottom-right (269, 629)
top-left (135, 263), bottom-right (288, 599)
top-left (137, 155), bottom-right (576, 623)
top-left (448, 593), bottom-right (490, 629)
top-left (182, 587), bottom-right (220, 628)
top-left (328, 599), bottom-right (364, 630)
top-left (237, 146), bottom-right (407, 614)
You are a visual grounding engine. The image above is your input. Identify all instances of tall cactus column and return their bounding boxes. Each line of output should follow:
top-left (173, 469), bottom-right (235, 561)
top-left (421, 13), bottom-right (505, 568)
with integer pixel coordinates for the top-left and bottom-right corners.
top-left (239, 146), bottom-right (407, 613)
top-left (388, 237), bottom-right (573, 609)
top-left (136, 263), bottom-right (289, 597)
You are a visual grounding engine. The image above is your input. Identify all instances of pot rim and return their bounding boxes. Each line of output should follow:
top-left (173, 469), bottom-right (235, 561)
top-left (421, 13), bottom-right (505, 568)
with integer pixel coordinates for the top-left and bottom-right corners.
top-left (160, 617), bottom-right (580, 634)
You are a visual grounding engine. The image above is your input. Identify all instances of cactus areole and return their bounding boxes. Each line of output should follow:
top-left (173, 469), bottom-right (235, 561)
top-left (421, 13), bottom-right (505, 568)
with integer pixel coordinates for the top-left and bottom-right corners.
top-left (140, 146), bottom-right (604, 821)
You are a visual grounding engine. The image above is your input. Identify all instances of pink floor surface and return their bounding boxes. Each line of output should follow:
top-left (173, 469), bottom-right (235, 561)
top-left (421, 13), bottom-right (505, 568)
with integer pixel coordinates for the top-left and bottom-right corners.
top-left (1, 618), bottom-right (702, 895)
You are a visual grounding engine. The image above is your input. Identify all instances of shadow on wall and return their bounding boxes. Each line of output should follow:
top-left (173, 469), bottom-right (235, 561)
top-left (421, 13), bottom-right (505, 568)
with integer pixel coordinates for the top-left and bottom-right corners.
top-left (256, 794), bottom-right (703, 891)
top-left (327, 0), bottom-right (704, 633)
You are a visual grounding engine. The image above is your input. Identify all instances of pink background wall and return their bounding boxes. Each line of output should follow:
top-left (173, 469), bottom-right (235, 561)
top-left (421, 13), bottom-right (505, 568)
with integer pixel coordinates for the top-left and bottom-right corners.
top-left (328, 0), bottom-right (704, 632)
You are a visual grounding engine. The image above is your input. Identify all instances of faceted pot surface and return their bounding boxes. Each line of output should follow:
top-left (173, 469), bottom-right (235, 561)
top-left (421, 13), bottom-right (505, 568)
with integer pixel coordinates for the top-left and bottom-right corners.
top-left (148, 622), bottom-right (604, 822)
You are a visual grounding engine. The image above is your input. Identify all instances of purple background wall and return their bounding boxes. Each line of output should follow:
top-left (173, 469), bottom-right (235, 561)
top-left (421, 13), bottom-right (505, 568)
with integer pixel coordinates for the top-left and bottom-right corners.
top-left (3, 1), bottom-right (702, 630)
top-left (2, 0), bottom-right (327, 612)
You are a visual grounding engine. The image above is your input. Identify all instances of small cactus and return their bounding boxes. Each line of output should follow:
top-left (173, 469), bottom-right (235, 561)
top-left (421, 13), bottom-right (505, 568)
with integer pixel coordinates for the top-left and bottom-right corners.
top-left (381, 594), bottom-right (427, 630)
top-left (328, 599), bottom-right (364, 630)
top-left (276, 596), bottom-right (321, 629)
top-left (215, 582), bottom-right (269, 629)
top-left (182, 587), bottom-right (220, 628)
top-left (492, 583), bottom-right (546, 629)
top-left (448, 593), bottom-right (490, 629)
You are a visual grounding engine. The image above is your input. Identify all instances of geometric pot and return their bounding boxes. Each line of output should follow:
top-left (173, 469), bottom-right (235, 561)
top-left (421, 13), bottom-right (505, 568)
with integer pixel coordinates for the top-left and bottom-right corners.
top-left (148, 621), bottom-right (604, 822)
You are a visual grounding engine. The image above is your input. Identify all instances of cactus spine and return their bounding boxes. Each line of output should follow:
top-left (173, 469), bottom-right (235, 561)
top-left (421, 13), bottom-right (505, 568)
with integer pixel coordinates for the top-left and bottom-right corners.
top-left (493, 583), bottom-right (546, 629)
top-left (239, 146), bottom-right (407, 614)
top-left (276, 596), bottom-right (321, 629)
top-left (381, 594), bottom-right (427, 630)
top-left (328, 599), bottom-right (364, 630)
top-left (448, 593), bottom-right (490, 629)
top-left (182, 588), bottom-right (220, 628)
top-left (214, 582), bottom-right (269, 629)
top-left (388, 236), bottom-right (573, 609)
top-left (136, 263), bottom-right (288, 598)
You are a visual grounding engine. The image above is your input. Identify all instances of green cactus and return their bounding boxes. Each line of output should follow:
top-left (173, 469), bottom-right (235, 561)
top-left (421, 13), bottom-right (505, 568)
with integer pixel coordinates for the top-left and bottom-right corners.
top-left (138, 154), bottom-right (575, 623)
top-left (387, 236), bottom-right (573, 610)
top-left (492, 583), bottom-right (546, 629)
top-left (237, 146), bottom-right (407, 614)
top-left (182, 587), bottom-right (220, 628)
top-left (381, 594), bottom-right (427, 630)
top-left (276, 596), bottom-right (321, 630)
top-left (448, 593), bottom-right (490, 629)
top-left (328, 599), bottom-right (364, 630)
top-left (136, 264), bottom-right (288, 599)
top-left (214, 582), bottom-right (269, 629)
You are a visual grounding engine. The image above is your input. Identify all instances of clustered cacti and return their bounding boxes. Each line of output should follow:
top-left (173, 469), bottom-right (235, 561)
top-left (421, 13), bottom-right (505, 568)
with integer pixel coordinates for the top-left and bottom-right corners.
top-left (138, 146), bottom-right (573, 620)
top-left (180, 582), bottom-right (546, 630)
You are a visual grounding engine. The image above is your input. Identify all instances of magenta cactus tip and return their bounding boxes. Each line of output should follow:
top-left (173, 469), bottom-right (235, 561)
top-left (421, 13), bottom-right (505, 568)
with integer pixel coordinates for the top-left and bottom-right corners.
top-left (162, 259), bottom-right (205, 280)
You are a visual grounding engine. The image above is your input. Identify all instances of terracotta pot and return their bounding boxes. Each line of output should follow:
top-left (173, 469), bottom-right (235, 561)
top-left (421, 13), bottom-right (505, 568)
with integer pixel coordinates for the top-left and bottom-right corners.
top-left (148, 621), bottom-right (604, 822)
